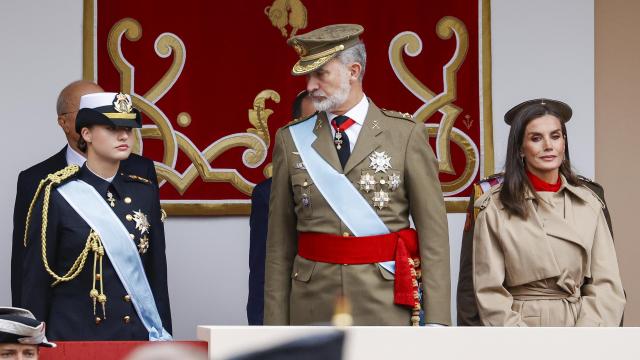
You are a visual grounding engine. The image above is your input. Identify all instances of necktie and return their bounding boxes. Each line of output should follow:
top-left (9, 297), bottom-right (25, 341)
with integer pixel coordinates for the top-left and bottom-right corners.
top-left (331, 115), bottom-right (355, 168)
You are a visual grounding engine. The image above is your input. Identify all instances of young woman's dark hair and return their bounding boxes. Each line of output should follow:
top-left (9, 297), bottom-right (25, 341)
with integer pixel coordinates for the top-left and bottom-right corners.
top-left (499, 103), bottom-right (580, 218)
top-left (76, 125), bottom-right (93, 153)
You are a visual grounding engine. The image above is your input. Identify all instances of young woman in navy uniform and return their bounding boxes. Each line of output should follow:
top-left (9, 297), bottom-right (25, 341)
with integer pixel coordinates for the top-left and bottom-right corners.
top-left (22, 93), bottom-right (172, 340)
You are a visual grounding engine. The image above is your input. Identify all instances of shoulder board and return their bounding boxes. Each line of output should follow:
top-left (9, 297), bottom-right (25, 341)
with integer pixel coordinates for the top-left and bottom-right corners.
top-left (282, 112), bottom-right (318, 129)
top-left (379, 108), bottom-right (415, 122)
top-left (126, 174), bottom-right (152, 184)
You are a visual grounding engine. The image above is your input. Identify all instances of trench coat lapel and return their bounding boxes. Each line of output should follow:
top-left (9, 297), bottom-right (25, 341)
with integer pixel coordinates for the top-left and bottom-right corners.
top-left (343, 102), bottom-right (384, 175)
top-left (311, 112), bottom-right (343, 173)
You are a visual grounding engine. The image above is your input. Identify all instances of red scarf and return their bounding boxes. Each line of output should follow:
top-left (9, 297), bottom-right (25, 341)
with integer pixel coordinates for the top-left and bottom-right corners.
top-left (526, 169), bottom-right (562, 192)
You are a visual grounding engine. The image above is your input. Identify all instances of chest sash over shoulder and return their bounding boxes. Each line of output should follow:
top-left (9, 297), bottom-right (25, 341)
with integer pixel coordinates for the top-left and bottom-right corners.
top-left (289, 116), bottom-right (389, 237)
top-left (56, 180), bottom-right (171, 341)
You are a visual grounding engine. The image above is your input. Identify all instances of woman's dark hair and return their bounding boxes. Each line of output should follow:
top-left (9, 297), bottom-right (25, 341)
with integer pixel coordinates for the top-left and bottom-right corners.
top-left (76, 125), bottom-right (93, 153)
top-left (499, 103), bottom-right (580, 218)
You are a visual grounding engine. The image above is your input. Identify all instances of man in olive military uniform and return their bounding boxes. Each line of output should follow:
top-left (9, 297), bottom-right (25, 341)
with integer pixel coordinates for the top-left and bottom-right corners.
top-left (264, 24), bottom-right (451, 326)
top-left (21, 93), bottom-right (171, 340)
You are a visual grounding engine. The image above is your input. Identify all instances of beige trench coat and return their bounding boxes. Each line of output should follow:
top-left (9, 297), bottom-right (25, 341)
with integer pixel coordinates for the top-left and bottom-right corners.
top-left (264, 101), bottom-right (450, 326)
top-left (473, 177), bottom-right (625, 326)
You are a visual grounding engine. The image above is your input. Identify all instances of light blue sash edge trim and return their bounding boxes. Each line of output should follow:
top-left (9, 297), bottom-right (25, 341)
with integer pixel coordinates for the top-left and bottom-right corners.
top-left (288, 116), bottom-right (389, 237)
top-left (57, 180), bottom-right (172, 341)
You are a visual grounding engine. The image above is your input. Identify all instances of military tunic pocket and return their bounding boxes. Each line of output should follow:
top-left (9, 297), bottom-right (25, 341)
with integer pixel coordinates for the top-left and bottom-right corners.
top-left (291, 173), bottom-right (314, 219)
top-left (291, 255), bottom-right (317, 283)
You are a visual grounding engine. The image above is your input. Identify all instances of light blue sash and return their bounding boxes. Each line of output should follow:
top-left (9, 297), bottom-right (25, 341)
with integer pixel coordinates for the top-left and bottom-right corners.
top-left (289, 116), bottom-right (389, 237)
top-left (57, 180), bottom-right (172, 341)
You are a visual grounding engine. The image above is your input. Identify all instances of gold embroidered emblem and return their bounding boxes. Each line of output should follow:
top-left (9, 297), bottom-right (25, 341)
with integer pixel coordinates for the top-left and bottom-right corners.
top-left (113, 93), bottom-right (133, 113)
top-left (132, 210), bottom-right (150, 235)
top-left (264, 0), bottom-right (308, 38)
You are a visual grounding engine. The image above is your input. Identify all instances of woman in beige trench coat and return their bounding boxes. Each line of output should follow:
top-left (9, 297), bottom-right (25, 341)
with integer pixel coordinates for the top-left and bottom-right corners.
top-left (473, 98), bottom-right (625, 326)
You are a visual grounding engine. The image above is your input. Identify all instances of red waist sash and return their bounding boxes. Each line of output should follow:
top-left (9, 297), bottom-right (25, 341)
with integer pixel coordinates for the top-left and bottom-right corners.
top-left (298, 228), bottom-right (420, 309)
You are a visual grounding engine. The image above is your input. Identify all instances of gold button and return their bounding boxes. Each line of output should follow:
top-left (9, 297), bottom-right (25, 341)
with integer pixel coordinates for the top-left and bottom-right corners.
top-left (126, 214), bottom-right (133, 221)
top-left (294, 273), bottom-right (298, 278)
top-left (380, 179), bottom-right (386, 185)
top-left (130, 233), bottom-right (135, 240)
top-left (123, 295), bottom-right (131, 302)
top-left (95, 317), bottom-right (102, 325)
top-left (124, 197), bottom-right (132, 204)
top-left (123, 315), bottom-right (131, 324)
top-left (95, 274), bottom-right (101, 281)
top-left (303, 181), bottom-right (308, 187)
top-left (343, 232), bottom-right (349, 237)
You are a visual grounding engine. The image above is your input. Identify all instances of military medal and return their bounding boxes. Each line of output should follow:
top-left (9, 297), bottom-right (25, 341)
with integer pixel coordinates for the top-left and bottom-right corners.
top-left (369, 151), bottom-right (392, 173)
top-left (295, 161), bottom-right (306, 170)
top-left (106, 191), bottom-right (116, 207)
top-left (334, 131), bottom-right (343, 150)
top-left (372, 190), bottom-right (390, 209)
top-left (358, 172), bottom-right (377, 193)
top-left (132, 210), bottom-right (150, 235)
top-left (388, 173), bottom-right (401, 191)
top-left (138, 235), bottom-right (150, 254)
top-left (331, 116), bottom-right (356, 150)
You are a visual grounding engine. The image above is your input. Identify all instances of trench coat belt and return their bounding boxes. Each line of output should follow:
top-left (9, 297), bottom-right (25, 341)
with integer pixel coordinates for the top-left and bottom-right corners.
top-left (509, 285), bottom-right (581, 304)
top-left (297, 228), bottom-right (420, 308)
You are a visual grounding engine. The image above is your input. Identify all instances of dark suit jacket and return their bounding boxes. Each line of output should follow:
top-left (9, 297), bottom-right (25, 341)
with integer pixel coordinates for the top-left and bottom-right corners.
top-left (247, 178), bottom-right (271, 325)
top-left (11, 146), bottom-right (157, 306)
top-left (22, 164), bottom-right (170, 340)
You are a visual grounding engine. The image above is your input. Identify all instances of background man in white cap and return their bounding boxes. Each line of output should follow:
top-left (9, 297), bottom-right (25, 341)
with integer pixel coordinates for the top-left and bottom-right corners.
top-left (0, 307), bottom-right (55, 360)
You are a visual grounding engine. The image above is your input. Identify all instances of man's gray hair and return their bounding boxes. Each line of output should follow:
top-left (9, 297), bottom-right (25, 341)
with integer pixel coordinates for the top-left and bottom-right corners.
top-left (336, 41), bottom-right (366, 82)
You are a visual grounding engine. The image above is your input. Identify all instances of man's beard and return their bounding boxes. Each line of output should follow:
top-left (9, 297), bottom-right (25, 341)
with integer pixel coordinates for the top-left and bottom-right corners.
top-left (309, 72), bottom-right (351, 112)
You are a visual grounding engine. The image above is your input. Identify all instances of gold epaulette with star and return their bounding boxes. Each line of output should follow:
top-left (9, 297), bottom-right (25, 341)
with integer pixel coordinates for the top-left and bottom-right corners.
top-left (127, 174), bottom-right (151, 184)
top-left (380, 108), bottom-right (415, 122)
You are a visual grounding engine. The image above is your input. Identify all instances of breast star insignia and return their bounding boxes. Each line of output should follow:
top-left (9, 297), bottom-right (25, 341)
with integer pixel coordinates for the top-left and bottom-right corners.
top-left (132, 210), bottom-right (150, 235)
top-left (369, 151), bottom-right (392, 173)
top-left (358, 172), bottom-right (377, 193)
top-left (372, 190), bottom-right (390, 209)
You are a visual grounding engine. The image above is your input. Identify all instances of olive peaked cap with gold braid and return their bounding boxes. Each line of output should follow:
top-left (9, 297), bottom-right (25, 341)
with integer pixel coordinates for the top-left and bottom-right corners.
top-left (76, 92), bottom-right (142, 133)
top-left (288, 24), bottom-right (364, 76)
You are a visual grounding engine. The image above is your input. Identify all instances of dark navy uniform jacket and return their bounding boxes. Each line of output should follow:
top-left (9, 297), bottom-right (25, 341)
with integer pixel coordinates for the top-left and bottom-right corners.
top-left (11, 146), bottom-right (156, 307)
top-left (247, 178), bottom-right (271, 325)
top-left (21, 163), bottom-right (171, 340)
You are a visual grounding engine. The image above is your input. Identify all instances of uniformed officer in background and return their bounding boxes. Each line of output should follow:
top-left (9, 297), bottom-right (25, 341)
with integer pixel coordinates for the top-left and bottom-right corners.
top-left (264, 24), bottom-right (451, 326)
top-left (0, 307), bottom-right (55, 359)
top-left (22, 92), bottom-right (172, 340)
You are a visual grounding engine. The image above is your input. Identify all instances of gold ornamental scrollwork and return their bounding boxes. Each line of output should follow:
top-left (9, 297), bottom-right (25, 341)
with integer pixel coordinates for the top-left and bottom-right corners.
top-left (106, 18), bottom-right (279, 207)
top-left (389, 16), bottom-right (479, 197)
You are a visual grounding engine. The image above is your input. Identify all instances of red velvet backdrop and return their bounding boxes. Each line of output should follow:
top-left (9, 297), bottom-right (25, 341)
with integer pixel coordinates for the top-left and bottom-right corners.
top-left (85, 0), bottom-right (492, 215)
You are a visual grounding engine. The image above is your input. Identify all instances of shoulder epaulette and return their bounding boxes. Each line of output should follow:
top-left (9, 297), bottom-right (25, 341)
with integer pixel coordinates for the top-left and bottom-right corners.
top-left (380, 108), bottom-right (415, 122)
top-left (578, 175), bottom-right (603, 190)
top-left (126, 174), bottom-right (152, 184)
top-left (282, 111), bottom-right (318, 128)
top-left (580, 183), bottom-right (606, 209)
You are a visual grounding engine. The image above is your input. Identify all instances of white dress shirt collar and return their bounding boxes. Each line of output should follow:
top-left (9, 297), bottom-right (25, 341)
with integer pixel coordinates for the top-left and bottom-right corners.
top-left (326, 94), bottom-right (369, 126)
top-left (65, 145), bottom-right (86, 167)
